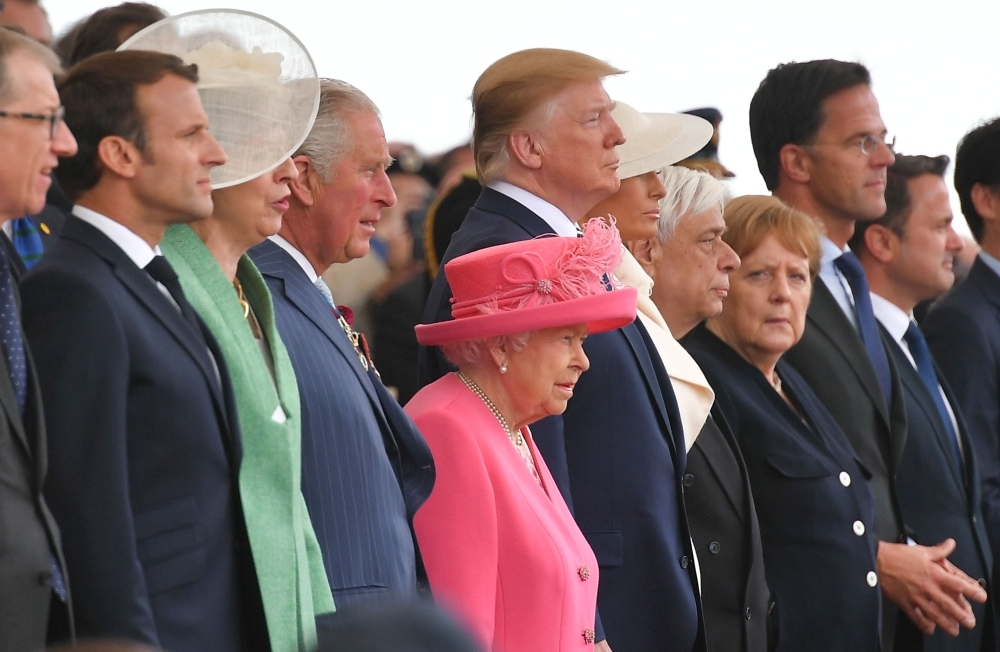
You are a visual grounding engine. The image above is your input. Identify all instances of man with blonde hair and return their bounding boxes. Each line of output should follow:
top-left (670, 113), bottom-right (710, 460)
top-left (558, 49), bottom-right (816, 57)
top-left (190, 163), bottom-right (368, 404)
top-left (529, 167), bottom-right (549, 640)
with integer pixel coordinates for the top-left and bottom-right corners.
top-left (420, 49), bottom-right (704, 652)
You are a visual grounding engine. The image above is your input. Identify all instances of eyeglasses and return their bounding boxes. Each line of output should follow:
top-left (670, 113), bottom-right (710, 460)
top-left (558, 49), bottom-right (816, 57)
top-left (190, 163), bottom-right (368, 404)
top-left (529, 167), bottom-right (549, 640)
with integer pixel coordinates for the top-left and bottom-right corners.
top-left (0, 106), bottom-right (66, 139)
top-left (857, 133), bottom-right (896, 156)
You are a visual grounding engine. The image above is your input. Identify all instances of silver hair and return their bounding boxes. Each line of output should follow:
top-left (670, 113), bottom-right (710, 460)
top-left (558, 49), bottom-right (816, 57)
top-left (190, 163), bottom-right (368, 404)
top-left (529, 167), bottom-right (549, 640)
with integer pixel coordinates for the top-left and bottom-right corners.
top-left (441, 332), bottom-right (531, 369)
top-left (295, 78), bottom-right (380, 183)
top-left (656, 166), bottom-right (727, 242)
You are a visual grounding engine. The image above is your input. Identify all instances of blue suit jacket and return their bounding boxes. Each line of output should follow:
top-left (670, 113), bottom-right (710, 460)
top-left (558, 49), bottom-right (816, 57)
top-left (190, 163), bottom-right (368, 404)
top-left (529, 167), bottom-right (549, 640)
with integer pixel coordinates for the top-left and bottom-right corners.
top-left (419, 187), bottom-right (702, 652)
top-left (685, 324), bottom-right (881, 652)
top-left (924, 259), bottom-right (1000, 596)
top-left (249, 239), bottom-right (435, 613)
top-left (883, 325), bottom-right (996, 652)
top-left (21, 216), bottom-right (262, 652)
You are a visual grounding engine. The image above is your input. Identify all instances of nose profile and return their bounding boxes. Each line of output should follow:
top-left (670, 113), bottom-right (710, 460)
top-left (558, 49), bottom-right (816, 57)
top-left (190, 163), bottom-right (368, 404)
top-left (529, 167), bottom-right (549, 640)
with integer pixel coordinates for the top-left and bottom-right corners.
top-left (52, 119), bottom-right (78, 158)
top-left (275, 157), bottom-right (298, 184)
top-left (720, 241), bottom-right (741, 272)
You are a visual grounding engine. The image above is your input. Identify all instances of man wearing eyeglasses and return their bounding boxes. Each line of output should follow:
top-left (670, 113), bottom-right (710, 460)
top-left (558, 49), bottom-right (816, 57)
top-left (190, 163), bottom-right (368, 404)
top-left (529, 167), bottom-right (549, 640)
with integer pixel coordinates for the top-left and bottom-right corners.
top-left (749, 59), bottom-right (987, 651)
top-left (0, 26), bottom-right (77, 651)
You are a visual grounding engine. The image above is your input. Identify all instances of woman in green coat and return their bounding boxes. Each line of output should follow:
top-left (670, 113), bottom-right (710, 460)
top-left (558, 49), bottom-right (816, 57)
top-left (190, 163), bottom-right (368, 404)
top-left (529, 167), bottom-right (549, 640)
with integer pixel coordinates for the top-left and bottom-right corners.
top-left (161, 155), bottom-right (335, 651)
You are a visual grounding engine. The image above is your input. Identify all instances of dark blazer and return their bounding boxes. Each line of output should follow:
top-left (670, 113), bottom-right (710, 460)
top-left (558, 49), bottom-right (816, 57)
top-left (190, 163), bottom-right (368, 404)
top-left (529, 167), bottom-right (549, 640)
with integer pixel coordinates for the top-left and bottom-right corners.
top-left (686, 324), bottom-right (881, 652)
top-left (418, 187), bottom-right (702, 652)
top-left (682, 403), bottom-right (770, 652)
top-left (248, 239), bottom-right (435, 613)
top-left (21, 216), bottom-right (262, 652)
top-left (0, 297), bottom-right (72, 650)
top-left (783, 278), bottom-right (908, 649)
top-left (883, 325), bottom-right (996, 652)
top-left (924, 258), bottom-right (1000, 596)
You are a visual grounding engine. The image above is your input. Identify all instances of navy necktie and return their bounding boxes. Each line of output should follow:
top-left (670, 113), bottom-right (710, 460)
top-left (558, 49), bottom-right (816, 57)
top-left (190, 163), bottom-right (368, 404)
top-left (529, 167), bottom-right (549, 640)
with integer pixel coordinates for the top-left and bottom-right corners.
top-left (0, 244), bottom-right (27, 413)
top-left (904, 322), bottom-right (964, 470)
top-left (834, 251), bottom-right (893, 411)
top-left (145, 256), bottom-right (204, 338)
top-left (10, 216), bottom-right (44, 269)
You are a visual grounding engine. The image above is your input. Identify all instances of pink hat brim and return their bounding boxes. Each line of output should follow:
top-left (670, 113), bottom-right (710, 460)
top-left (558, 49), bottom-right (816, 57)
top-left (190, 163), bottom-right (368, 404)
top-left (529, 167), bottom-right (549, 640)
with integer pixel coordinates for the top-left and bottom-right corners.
top-left (416, 288), bottom-right (639, 346)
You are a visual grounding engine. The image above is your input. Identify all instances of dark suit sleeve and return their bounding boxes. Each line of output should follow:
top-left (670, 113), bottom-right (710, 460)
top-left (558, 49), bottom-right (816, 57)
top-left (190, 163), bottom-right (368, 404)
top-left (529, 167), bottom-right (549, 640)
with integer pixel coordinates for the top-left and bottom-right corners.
top-left (923, 306), bottom-right (1000, 553)
top-left (22, 270), bottom-right (160, 644)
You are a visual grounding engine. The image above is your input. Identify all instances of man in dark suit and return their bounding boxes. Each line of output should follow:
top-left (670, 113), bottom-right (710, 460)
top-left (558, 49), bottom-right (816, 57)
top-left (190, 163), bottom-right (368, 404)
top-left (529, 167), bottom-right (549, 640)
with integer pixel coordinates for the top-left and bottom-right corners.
top-left (248, 79), bottom-right (435, 615)
top-left (0, 27), bottom-right (77, 651)
top-left (750, 59), bottom-right (987, 649)
top-left (419, 49), bottom-right (703, 652)
top-left (20, 51), bottom-right (266, 651)
top-left (924, 118), bottom-right (1000, 609)
top-left (855, 153), bottom-right (996, 651)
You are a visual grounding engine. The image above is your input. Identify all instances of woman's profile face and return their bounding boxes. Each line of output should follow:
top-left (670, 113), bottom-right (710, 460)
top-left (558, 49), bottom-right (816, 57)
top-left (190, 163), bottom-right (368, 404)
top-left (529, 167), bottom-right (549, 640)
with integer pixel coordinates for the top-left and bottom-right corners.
top-left (501, 324), bottom-right (590, 424)
top-left (211, 156), bottom-right (298, 247)
top-left (712, 234), bottom-right (811, 370)
top-left (589, 170), bottom-right (666, 241)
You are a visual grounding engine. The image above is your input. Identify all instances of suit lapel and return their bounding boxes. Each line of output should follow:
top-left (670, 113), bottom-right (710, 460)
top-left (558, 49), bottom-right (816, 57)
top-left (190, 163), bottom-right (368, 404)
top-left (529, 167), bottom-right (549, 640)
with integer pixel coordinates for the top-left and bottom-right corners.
top-left (626, 318), bottom-right (684, 469)
top-left (695, 407), bottom-right (745, 524)
top-left (473, 187), bottom-right (559, 239)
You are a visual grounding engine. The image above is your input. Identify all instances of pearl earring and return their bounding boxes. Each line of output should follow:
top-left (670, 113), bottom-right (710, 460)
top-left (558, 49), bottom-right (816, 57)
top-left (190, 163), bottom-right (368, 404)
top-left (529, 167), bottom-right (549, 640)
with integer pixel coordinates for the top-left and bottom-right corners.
top-left (500, 363), bottom-right (508, 374)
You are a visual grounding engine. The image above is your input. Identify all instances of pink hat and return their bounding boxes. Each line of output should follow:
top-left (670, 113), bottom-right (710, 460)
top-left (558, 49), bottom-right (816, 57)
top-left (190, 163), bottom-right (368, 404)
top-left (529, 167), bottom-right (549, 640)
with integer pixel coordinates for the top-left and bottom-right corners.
top-left (416, 218), bottom-right (638, 346)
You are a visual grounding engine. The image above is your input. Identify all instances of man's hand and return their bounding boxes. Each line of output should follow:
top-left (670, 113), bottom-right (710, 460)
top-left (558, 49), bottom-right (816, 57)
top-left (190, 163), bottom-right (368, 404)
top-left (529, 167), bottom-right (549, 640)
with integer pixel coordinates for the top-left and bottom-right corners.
top-left (595, 640), bottom-right (612, 652)
top-left (878, 539), bottom-right (987, 636)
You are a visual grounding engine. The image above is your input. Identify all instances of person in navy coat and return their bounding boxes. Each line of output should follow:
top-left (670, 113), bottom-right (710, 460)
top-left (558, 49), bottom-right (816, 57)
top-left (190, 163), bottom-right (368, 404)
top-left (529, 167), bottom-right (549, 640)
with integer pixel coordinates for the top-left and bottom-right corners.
top-left (854, 153), bottom-right (995, 651)
top-left (684, 195), bottom-right (881, 651)
top-left (21, 51), bottom-right (266, 651)
top-left (248, 79), bottom-right (435, 617)
top-left (418, 48), bottom-right (707, 652)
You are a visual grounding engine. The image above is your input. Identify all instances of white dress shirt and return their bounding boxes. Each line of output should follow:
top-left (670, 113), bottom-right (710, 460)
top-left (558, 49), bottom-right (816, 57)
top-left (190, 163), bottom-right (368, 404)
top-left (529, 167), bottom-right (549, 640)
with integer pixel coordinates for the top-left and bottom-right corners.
top-left (979, 250), bottom-right (1000, 280)
top-left (817, 236), bottom-right (859, 331)
top-left (488, 181), bottom-right (579, 237)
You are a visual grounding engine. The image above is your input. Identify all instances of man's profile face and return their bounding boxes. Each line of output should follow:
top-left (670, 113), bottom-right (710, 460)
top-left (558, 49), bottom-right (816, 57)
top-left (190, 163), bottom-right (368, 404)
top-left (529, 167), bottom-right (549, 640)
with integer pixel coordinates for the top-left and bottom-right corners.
top-left (0, 50), bottom-right (77, 220)
top-left (889, 173), bottom-right (963, 302)
top-left (131, 73), bottom-right (226, 225)
top-left (533, 79), bottom-right (625, 209)
top-left (803, 84), bottom-right (895, 224)
top-left (310, 109), bottom-right (396, 266)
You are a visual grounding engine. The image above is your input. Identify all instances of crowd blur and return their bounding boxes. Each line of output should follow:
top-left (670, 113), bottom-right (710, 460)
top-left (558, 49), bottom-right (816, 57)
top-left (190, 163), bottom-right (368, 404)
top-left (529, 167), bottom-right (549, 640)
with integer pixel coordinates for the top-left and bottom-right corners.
top-left (4, 1), bottom-right (1000, 652)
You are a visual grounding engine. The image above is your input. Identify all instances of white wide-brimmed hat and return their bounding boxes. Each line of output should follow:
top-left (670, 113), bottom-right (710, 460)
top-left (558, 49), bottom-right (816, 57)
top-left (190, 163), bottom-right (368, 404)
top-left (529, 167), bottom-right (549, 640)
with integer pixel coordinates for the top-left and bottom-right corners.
top-left (119, 9), bottom-right (320, 189)
top-left (612, 101), bottom-right (713, 179)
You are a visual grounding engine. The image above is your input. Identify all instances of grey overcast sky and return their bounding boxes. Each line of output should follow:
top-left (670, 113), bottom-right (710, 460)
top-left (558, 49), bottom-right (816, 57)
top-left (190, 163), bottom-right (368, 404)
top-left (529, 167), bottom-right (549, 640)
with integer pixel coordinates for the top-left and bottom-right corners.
top-left (45, 0), bottom-right (1000, 234)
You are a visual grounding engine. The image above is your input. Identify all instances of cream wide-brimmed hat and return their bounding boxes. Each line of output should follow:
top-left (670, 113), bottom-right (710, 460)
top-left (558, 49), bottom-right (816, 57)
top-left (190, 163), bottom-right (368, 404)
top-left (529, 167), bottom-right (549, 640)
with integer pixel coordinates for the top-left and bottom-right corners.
top-left (612, 101), bottom-right (714, 179)
top-left (118, 9), bottom-right (320, 189)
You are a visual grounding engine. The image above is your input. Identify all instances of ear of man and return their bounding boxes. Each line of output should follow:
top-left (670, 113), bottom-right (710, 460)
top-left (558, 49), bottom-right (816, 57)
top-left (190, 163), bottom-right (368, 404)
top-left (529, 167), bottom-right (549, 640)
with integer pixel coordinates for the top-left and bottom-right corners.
top-left (971, 183), bottom-right (1000, 223)
top-left (507, 130), bottom-right (543, 171)
top-left (625, 239), bottom-right (656, 267)
top-left (96, 136), bottom-right (141, 180)
top-left (289, 154), bottom-right (317, 207)
top-left (862, 223), bottom-right (898, 264)
top-left (778, 143), bottom-right (813, 185)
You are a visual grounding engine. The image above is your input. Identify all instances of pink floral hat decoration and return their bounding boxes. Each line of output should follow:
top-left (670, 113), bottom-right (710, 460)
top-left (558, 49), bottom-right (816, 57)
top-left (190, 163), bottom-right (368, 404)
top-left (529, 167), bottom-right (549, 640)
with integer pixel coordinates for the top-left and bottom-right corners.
top-left (416, 218), bottom-right (638, 346)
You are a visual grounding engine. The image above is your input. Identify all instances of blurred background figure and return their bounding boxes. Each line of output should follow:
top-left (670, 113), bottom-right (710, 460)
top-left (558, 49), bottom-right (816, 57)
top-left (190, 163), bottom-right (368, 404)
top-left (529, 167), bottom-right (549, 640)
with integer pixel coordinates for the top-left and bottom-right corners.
top-left (676, 107), bottom-right (735, 180)
top-left (317, 602), bottom-right (483, 652)
top-left (0, 0), bottom-right (53, 44)
top-left (55, 2), bottom-right (166, 67)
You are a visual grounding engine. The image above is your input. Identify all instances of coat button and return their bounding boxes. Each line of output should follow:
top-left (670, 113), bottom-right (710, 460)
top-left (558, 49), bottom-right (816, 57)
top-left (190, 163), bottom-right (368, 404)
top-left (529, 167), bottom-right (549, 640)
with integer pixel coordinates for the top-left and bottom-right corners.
top-left (582, 628), bottom-right (595, 644)
top-left (978, 578), bottom-right (987, 590)
top-left (866, 571), bottom-right (878, 587)
top-left (745, 607), bottom-right (752, 620)
top-left (578, 565), bottom-right (591, 581)
top-left (680, 555), bottom-right (689, 569)
top-left (853, 520), bottom-right (865, 536)
top-left (839, 472), bottom-right (851, 487)
top-left (709, 541), bottom-right (721, 554)
top-left (683, 473), bottom-right (694, 487)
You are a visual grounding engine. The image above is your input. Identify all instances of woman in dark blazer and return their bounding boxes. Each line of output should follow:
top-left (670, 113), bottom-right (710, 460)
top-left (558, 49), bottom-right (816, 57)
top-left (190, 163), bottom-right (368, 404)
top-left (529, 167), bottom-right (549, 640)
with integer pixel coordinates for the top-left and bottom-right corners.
top-left (682, 195), bottom-right (881, 652)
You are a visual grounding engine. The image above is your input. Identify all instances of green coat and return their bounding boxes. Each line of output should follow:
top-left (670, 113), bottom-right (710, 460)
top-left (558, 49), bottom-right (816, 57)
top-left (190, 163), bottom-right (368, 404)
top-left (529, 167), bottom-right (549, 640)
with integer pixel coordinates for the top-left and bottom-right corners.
top-left (162, 225), bottom-right (335, 652)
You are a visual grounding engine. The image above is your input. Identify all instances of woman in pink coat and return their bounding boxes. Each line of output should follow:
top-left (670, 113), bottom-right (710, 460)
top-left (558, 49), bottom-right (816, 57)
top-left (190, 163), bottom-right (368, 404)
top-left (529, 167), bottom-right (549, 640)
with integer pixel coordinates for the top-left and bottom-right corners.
top-left (409, 219), bottom-right (637, 652)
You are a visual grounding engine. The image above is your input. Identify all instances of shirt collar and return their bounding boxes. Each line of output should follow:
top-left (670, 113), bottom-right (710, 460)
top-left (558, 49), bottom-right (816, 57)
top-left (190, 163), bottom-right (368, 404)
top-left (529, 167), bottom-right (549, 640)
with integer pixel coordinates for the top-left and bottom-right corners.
top-left (820, 235), bottom-right (850, 269)
top-left (268, 234), bottom-right (318, 283)
top-left (488, 180), bottom-right (579, 237)
top-left (870, 292), bottom-right (912, 345)
top-left (72, 204), bottom-right (160, 269)
top-left (979, 251), bottom-right (1000, 280)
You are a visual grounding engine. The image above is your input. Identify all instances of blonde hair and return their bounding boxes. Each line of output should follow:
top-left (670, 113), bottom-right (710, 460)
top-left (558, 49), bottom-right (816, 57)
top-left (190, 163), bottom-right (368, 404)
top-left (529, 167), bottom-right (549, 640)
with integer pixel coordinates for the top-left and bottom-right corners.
top-left (0, 27), bottom-right (60, 103)
top-left (472, 48), bottom-right (623, 184)
top-left (722, 195), bottom-right (823, 278)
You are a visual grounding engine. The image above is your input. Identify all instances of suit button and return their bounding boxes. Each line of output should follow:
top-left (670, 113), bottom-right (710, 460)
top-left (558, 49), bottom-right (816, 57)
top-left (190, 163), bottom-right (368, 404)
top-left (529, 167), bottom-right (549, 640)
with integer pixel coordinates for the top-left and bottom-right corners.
top-left (680, 555), bottom-right (689, 569)
top-left (978, 578), bottom-right (987, 590)
top-left (973, 515), bottom-right (978, 524)
top-left (582, 628), bottom-right (595, 644)
top-left (853, 521), bottom-right (865, 536)
top-left (866, 571), bottom-right (878, 587)
top-left (709, 541), bottom-right (721, 554)
top-left (37, 570), bottom-right (52, 587)
top-left (839, 472), bottom-right (851, 487)
top-left (578, 565), bottom-right (591, 581)
top-left (745, 607), bottom-right (752, 620)
top-left (683, 473), bottom-right (694, 487)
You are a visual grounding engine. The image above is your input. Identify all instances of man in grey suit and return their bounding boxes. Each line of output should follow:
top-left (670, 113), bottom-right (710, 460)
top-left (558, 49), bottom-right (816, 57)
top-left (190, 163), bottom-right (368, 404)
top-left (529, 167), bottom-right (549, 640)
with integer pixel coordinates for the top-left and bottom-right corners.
top-left (248, 79), bottom-right (435, 619)
top-left (0, 26), bottom-right (77, 649)
top-left (749, 59), bottom-right (986, 649)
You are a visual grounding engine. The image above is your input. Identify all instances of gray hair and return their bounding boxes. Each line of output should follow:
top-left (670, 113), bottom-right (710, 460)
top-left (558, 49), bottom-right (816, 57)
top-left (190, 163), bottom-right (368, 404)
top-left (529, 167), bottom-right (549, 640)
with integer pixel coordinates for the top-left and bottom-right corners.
top-left (656, 166), bottom-right (727, 242)
top-left (295, 78), bottom-right (380, 183)
top-left (0, 27), bottom-right (60, 104)
top-left (441, 332), bottom-right (530, 369)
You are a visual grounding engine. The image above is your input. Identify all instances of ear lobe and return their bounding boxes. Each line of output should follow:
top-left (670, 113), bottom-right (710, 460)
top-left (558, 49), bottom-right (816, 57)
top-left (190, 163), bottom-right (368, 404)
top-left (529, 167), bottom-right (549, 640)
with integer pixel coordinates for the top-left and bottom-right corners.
top-left (626, 239), bottom-right (656, 267)
top-left (779, 143), bottom-right (812, 184)
top-left (289, 155), bottom-right (316, 207)
top-left (863, 224), bottom-right (897, 263)
top-left (972, 183), bottom-right (1000, 222)
top-left (508, 131), bottom-right (543, 171)
top-left (97, 136), bottom-right (140, 179)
